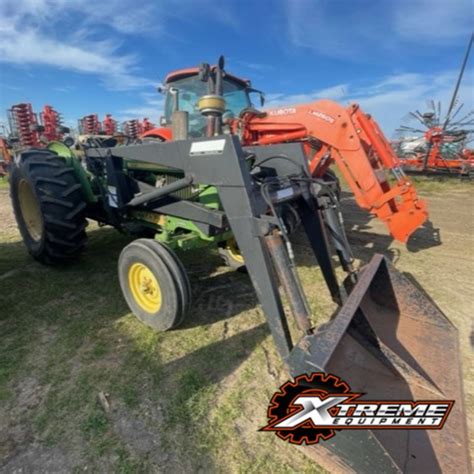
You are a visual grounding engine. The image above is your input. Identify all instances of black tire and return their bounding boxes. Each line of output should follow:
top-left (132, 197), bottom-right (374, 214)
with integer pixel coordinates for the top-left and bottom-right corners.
top-left (218, 238), bottom-right (245, 270)
top-left (139, 239), bottom-right (192, 318)
top-left (118, 239), bottom-right (190, 331)
top-left (10, 149), bottom-right (87, 264)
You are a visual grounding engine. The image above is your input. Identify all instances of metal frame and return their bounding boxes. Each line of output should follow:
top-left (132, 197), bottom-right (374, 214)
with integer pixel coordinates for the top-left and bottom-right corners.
top-left (87, 136), bottom-right (346, 361)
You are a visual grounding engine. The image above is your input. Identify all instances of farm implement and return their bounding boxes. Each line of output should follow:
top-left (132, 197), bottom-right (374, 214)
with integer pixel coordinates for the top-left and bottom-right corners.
top-left (77, 114), bottom-right (155, 143)
top-left (9, 57), bottom-right (470, 472)
top-left (394, 33), bottom-right (474, 177)
top-left (1, 103), bottom-right (71, 175)
top-left (8, 103), bottom-right (69, 146)
top-left (123, 118), bottom-right (155, 139)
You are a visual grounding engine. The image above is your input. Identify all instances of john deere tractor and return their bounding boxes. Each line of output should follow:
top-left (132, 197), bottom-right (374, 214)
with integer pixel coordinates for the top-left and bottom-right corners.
top-left (9, 58), bottom-right (469, 472)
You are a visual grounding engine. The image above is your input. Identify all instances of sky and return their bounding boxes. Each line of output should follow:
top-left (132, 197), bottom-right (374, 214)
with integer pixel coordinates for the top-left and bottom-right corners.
top-left (0, 0), bottom-right (473, 136)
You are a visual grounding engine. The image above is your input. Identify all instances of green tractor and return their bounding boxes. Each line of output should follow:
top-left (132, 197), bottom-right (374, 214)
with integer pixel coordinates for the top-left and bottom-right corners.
top-left (9, 59), bottom-right (469, 472)
top-left (10, 137), bottom-right (241, 330)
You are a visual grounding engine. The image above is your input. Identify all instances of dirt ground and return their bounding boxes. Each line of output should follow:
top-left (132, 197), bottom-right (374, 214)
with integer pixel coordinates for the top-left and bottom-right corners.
top-left (0, 179), bottom-right (472, 472)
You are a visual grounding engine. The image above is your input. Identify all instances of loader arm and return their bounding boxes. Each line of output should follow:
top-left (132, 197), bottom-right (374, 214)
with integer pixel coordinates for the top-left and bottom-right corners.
top-left (239, 100), bottom-right (428, 242)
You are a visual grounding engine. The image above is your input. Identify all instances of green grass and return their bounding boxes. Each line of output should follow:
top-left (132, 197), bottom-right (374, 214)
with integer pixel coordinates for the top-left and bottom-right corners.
top-left (2, 173), bottom-right (471, 470)
top-left (0, 219), bottom-right (323, 472)
top-left (0, 176), bottom-right (8, 189)
top-left (334, 164), bottom-right (474, 195)
top-left (406, 174), bottom-right (474, 193)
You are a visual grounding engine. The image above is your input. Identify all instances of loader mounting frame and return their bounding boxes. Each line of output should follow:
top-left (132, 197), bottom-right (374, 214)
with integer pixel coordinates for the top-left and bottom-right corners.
top-left (87, 136), bottom-right (346, 360)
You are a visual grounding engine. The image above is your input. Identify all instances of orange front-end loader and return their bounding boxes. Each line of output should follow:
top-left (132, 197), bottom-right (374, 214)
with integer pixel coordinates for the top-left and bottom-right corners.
top-left (235, 100), bottom-right (427, 242)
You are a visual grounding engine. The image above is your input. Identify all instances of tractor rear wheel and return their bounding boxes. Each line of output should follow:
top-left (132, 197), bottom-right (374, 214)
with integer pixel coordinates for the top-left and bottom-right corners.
top-left (10, 149), bottom-right (87, 264)
top-left (118, 239), bottom-right (190, 331)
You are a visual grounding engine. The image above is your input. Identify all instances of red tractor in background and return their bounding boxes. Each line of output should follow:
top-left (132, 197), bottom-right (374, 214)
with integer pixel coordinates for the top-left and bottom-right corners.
top-left (141, 62), bottom-right (427, 243)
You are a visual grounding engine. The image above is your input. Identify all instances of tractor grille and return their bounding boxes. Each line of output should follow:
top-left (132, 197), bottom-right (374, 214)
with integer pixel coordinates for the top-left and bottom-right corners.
top-left (162, 174), bottom-right (194, 200)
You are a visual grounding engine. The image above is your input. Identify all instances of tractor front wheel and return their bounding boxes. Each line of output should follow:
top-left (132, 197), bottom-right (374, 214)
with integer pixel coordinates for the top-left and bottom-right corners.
top-left (10, 150), bottom-right (87, 264)
top-left (118, 239), bottom-right (191, 331)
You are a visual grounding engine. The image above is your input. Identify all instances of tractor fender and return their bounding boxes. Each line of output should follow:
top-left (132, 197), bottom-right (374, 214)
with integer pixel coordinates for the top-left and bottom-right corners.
top-left (141, 127), bottom-right (172, 141)
top-left (47, 141), bottom-right (97, 203)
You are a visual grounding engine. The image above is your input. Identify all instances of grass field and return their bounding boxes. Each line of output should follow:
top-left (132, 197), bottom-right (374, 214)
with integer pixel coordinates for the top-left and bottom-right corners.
top-left (0, 177), bottom-right (473, 472)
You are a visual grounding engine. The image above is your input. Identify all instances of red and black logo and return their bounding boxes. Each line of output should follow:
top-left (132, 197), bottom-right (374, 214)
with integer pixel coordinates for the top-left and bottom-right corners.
top-left (261, 372), bottom-right (454, 445)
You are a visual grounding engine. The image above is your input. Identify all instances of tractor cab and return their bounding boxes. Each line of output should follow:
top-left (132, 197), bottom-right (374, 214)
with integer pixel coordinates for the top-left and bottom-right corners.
top-left (160, 68), bottom-right (264, 137)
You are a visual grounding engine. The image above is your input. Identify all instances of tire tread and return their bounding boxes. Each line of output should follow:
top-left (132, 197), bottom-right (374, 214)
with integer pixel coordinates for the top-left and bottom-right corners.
top-left (10, 151), bottom-right (88, 264)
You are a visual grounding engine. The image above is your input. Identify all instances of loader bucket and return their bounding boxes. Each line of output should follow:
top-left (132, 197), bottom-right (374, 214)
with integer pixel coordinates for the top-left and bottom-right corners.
top-left (288, 254), bottom-right (470, 473)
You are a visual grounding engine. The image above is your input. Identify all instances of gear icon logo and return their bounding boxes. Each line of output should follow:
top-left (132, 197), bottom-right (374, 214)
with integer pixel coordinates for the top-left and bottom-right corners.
top-left (261, 372), bottom-right (351, 445)
top-left (261, 372), bottom-right (454, 445)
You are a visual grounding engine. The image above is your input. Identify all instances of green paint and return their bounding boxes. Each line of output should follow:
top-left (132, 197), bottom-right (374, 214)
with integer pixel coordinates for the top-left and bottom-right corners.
top-left (47, 142), bottom-right (231, 250)
top-left (197, 185), bottom-right (221, 209)
top-left (47, 142), bottom-right (97, 203)
top-left (154, 214), bottom-right (232, 250)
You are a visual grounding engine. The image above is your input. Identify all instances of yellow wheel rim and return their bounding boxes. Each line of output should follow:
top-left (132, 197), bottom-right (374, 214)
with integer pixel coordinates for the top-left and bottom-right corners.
top-left (128, 262), bottom-right (162, 313)
top-left (18, 179), bottom-right (43, 242)
top-left (227, 238), bottom-right (244, 264)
